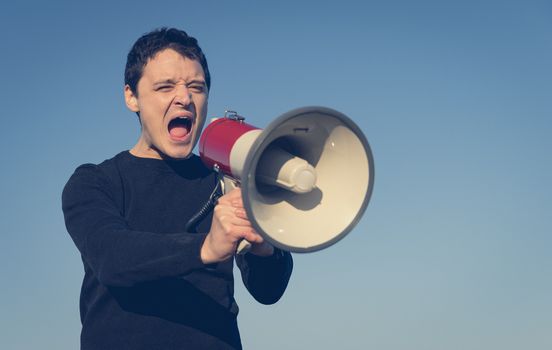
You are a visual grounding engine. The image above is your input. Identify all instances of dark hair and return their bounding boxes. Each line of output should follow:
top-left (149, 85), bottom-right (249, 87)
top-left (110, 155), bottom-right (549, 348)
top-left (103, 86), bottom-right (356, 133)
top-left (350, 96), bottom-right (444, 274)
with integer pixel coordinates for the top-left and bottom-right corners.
top-left (124, 27), bottom-right (211, 95)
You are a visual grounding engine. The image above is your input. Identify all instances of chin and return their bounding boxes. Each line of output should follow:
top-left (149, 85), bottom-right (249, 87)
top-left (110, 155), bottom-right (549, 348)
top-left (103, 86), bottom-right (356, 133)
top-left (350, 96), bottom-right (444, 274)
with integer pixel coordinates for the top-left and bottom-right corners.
top-left (165, 150), bottom-right (192, 160)
top-left (162, 145), bottom-right (194, 160)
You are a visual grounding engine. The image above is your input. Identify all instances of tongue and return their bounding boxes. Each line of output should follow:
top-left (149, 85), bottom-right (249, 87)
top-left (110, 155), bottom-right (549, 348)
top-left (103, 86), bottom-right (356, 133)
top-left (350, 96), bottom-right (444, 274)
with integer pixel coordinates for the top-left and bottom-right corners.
top-left (169, 125), bottom-right (189, 139)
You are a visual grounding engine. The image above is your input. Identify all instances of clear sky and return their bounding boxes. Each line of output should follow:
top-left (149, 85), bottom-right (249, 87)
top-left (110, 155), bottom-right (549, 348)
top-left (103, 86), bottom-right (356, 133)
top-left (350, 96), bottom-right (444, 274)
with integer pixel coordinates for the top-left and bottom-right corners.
top-left (1, 0), bottom-right (551, 349)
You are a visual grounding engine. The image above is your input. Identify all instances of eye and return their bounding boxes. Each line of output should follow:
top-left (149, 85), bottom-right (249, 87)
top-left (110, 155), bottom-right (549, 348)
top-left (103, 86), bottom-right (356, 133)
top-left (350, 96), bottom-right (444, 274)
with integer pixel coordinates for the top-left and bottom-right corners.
top-left (189, 84), bottom-right (205, 93)
top-left (156, 85), bottom-right (174, 92)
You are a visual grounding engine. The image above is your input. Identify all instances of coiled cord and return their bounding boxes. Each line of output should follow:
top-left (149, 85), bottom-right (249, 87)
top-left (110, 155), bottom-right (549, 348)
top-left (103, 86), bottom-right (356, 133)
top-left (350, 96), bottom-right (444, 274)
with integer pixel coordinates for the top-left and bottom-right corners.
top-left (185, 179), bottom-right (222, 233)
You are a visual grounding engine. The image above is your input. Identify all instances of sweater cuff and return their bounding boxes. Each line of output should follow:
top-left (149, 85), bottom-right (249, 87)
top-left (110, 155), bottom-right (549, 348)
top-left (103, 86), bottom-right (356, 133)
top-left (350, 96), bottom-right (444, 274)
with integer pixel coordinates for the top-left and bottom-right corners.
top-left (175, 232), bottom-right (209, 272)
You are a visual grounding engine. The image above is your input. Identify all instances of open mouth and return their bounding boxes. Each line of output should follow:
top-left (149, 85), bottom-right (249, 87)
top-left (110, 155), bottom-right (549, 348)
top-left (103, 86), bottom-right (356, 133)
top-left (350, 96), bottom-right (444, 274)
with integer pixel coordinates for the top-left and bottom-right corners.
top-left (168, 117), bottom-right (193, 141)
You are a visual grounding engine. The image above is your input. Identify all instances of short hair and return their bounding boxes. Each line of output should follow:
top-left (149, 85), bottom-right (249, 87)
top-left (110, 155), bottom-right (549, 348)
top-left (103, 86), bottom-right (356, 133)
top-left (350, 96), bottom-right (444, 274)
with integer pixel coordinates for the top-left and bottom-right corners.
top-left (124, 27), bottom-right (211, 95)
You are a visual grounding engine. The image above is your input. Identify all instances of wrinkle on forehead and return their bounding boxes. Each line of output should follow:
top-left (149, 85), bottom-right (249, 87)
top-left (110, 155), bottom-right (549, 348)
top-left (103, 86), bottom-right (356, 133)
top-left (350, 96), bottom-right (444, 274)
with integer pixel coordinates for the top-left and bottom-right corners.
top-left (139, 49), bottom-right (206, 90)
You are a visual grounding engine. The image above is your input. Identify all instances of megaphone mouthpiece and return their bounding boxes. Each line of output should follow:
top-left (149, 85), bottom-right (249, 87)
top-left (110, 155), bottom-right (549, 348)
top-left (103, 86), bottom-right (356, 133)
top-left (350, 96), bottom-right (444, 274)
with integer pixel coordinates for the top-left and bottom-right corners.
top-left (256, 146), bottom-right (317, 194)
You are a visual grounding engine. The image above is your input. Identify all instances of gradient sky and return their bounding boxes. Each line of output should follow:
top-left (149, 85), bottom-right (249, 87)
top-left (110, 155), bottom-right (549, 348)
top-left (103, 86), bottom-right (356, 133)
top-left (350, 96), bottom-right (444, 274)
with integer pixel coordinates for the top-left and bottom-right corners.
top-left (1, 1), bottom-right (551, 349)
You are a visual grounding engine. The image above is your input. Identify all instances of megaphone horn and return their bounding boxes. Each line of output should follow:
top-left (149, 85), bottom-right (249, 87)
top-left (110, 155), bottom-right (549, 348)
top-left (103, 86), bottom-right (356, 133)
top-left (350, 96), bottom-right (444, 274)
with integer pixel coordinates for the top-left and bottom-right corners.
top-left (199, 106), bottom-right (375, 253)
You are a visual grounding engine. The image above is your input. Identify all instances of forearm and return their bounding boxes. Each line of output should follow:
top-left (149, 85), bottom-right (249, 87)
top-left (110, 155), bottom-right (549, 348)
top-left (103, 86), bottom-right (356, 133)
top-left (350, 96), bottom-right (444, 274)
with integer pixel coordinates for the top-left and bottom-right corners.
top-left (62, 165), bottom-right (208, 287)
top-left (78, 226), bottom-right (207, 287)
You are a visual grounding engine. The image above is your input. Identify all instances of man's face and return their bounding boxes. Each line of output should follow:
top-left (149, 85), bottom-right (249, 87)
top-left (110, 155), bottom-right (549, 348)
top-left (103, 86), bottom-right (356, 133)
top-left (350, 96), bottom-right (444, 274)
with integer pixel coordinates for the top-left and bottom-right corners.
top-left (125, 48), bottom-right (208, 159)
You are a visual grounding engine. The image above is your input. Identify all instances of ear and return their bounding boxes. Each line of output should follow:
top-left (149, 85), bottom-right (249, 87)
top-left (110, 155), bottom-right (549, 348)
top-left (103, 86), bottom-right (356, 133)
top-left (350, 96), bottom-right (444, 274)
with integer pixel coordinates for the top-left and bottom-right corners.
top-left (124, 85), bottom-right (140, 112)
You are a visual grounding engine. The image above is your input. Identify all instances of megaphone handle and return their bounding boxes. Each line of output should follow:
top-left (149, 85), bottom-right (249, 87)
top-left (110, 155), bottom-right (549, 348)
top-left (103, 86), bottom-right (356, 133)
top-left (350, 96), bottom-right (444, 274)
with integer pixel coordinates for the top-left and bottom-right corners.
top-left (220, 176), bottom-right (253, 255)
top-left (236, 239), bottom-right (252, 255)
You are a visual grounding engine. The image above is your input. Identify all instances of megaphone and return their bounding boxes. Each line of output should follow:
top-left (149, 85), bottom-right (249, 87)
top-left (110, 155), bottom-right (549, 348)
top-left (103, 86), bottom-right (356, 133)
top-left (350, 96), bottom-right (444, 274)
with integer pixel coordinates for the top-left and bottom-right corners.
top-left (199, 106), bottom-right (374, 253)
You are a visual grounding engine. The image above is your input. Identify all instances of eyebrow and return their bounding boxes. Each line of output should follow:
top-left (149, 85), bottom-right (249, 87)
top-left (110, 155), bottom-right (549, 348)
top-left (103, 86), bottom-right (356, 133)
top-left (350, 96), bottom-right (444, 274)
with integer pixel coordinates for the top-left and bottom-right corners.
top-left (152, 79), bottom-right (206, 86)
top-left (186, 79), bottom-right (207, 87)
top-left (153, 79), bottom-right (177, 86)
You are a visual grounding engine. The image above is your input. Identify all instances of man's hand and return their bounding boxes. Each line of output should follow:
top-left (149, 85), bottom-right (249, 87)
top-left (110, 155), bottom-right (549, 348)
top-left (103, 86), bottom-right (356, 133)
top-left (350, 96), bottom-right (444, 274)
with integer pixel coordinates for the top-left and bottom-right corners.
top-left (201, 188), bottom-right (274, 264)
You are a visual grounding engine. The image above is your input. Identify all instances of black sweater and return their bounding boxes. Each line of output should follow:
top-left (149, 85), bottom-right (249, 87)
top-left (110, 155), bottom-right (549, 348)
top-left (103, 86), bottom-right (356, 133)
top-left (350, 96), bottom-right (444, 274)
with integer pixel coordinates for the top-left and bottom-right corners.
top-left (62, 151), bottom-right (293, 350)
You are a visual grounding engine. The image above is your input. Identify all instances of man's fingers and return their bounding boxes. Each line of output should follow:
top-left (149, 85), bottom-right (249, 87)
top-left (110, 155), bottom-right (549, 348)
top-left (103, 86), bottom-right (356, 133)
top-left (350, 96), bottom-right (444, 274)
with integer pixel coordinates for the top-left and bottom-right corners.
top-left (231, 217), bottom-right (253, 228)
top-left (234, 208), bottom-right (248, 219)
top-left (242, 231), bottom-right (264, 244)
top-left (216, 189), bottom-right (246, 214)
top-left (231, 198), bottom-right (244, 208)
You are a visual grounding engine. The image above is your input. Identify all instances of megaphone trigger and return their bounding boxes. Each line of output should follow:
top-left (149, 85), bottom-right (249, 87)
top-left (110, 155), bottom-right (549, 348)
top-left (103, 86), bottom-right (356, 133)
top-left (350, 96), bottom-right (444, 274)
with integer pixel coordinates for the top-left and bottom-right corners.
top-left (236, 239), bottom-right (252, 255)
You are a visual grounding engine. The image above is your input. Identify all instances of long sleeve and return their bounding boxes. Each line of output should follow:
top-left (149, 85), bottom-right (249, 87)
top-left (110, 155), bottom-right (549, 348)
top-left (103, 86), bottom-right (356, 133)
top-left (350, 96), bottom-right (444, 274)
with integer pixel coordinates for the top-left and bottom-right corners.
top-left (62, 164), bottom-right (208, 288)
top-left (63, 153), bottom-right (252, 350)
top-left (235, 248), bottom-right (293, 305)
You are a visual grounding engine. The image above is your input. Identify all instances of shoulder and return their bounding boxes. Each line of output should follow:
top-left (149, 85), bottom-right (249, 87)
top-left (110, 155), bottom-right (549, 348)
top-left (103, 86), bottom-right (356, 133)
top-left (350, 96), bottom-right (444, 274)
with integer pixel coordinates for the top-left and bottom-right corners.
top-left (62, 152), bottom-right (128, 202)
top-left (69, 151), bottom-right (127, 181)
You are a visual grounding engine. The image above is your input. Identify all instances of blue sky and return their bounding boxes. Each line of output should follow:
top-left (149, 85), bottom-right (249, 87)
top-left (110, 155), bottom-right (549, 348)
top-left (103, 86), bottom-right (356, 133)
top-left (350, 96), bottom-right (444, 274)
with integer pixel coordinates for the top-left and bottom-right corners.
top-left (1, 1), bottom-right (551, 349)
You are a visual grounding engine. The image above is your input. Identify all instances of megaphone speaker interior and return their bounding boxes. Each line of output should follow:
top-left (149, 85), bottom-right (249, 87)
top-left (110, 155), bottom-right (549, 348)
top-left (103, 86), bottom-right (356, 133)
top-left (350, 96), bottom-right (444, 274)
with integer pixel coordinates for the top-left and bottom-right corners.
top-left (200, 106), bottom-right (374, 253)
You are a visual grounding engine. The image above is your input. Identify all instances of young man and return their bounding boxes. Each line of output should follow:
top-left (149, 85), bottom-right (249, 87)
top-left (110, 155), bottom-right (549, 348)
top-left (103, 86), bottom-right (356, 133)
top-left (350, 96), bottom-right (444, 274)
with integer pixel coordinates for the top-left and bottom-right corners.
top-left (62, 28), bottom-right (293, 350)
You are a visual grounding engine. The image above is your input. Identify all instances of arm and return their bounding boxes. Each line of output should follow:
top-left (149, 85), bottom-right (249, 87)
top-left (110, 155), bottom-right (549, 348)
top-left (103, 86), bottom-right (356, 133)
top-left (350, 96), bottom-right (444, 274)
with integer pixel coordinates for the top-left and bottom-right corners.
top-left (200, 188), bottom-right (268, 263)
top-left (62, 164), bottom-right (207, 288)
top-left (197, 187), bottom-right (293, 304)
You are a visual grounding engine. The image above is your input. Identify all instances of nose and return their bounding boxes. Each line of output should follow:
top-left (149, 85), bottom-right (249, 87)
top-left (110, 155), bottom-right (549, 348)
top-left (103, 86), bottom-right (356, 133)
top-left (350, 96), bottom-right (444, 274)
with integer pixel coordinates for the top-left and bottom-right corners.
top-left (174, 85), bottom-right (192, 107)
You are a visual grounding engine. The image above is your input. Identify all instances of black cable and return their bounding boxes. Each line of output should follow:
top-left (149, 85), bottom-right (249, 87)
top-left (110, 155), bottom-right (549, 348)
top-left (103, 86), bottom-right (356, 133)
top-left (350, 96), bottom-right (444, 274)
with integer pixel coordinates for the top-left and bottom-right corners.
top-left (185, 178), bottom-right (222, 233)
